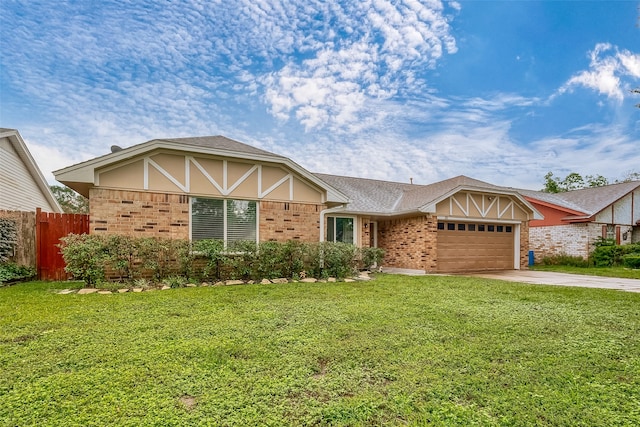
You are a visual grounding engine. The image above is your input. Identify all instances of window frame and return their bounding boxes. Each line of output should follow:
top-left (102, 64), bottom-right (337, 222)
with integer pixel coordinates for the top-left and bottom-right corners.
top-left (190, 197), bottom-right (258, 244)
top-left (326, 216), bottom-right (357, 245)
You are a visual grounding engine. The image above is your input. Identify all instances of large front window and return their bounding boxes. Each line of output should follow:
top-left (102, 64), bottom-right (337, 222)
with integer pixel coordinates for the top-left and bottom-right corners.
top-left (191, 198), bottom-right (257, 243)
top-left (327, 217), bottom-right (354, 244)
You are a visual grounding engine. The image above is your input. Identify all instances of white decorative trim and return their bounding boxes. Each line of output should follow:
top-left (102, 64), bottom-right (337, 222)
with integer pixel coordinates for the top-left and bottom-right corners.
top-left (227, 164), bottom-right (259, 194)
top-left (147, 158), bottom-right (188, 192)
top-left (189, 157), bottom-right (225, 194)
top-left (260, 174), bottom-right (292, 199)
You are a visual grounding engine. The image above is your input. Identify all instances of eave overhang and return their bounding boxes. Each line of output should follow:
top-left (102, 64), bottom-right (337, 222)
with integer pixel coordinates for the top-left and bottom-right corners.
top-left (54, 139), bottom-right (349, 204)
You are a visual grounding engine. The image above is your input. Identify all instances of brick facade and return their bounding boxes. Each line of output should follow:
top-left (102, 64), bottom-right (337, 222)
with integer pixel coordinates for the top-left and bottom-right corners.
top-left (90, 188), bottom-right (325, 243)
top-left (259, 201), bottom-right (324, 242)
top-left (529, 223), bottom-right (599, 261)
top-left (519, 222), bottom-right (529, 269)
top-left (90, 188), bottom-right (190, 239)
top-left (377, 215), bottom-right (437, 271)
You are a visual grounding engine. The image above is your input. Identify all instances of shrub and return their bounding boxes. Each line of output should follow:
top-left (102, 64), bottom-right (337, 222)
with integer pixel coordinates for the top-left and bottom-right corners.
top-left (223, 240), bottom-right (259, 280)
top-left (59, 234), bottom-right (110, 286)
top-left (0, 218), bottom-right (17, 263)
top-left (621, 254), bottom-right (640, 269)
top-left (360, 247), bottom-right (385, 270)
top-left (316, 242), bottom-right (359, 279)
top-left (539, 253), bottom-right (588, 267)
top-left (280, 240), bottom-right (309, 278)
top-left (58, 235), bottom-right (369, 284)
top-left (591, 239), bottom-right (640, 267)
top-left (193, 239), bottom-right (225, 280)
top-left (0, 262), bottom-right (36, 285)
top-left (254, 241), bottom-right (285, 280)
top-left (105, 234), bottom-right (139, 281)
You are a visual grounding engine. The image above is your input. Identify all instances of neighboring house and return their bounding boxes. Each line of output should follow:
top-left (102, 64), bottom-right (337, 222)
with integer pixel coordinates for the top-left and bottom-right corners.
top-left (520, 181), bottom-right (640, 260)
top-left (54, 135), bottom-right (542, 273)
top-left (0, 128), bottom-right (61, 212)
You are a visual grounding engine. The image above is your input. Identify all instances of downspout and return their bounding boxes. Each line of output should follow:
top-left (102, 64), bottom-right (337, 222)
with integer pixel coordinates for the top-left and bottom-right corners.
top-left (319, 204), bottom-right (347, 242)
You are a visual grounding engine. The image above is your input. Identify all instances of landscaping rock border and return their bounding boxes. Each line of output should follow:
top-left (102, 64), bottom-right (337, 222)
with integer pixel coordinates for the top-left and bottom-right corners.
top-left (56, 272), bottom-right (374, 294)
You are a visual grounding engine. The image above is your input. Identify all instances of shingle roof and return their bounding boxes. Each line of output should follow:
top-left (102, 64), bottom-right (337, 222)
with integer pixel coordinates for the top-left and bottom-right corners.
top-left (516, 188), bottom-right (587, 213)
top-left (160, 136), bottom-right (285, 159)
top-left (314, 173), bottom-right (414, 213)
top-left (519, 181), bottom-right (640, 216)
top-left (314, 174), bottom-right (517, 215)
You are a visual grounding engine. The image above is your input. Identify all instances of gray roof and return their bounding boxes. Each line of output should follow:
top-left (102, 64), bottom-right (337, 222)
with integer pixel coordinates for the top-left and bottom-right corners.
top-left (160, 136), bottom-right (286, 159)
top-left (520, 181), bottom-right (640, 216)
top-left (314, 174), bottom-right (521, 215)
top-left (516, 188), bottom-right (587, 213)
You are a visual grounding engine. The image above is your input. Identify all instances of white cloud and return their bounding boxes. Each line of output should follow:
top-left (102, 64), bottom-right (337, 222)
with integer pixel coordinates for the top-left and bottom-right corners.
top-left (558, 43), bottom-right (640, 101)
top-left (260, 0), bottom-right (458, 132)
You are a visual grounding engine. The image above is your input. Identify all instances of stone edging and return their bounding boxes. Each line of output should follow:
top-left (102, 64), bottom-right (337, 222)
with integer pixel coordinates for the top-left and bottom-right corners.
top-left (56, 272), bottom-right (373, 294)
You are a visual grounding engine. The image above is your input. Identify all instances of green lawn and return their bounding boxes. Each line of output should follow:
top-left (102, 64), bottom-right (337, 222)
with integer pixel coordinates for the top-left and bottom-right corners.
top-left (2, 275), bottom-right (639, 426)
top-left (531, 264), bottom-right (640, 280)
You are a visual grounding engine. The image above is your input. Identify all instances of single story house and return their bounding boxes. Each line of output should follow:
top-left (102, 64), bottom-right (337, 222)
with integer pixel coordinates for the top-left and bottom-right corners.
top-left (520, 181), bottom-right (640, 260)
top-left (0, 128), bottom-right (61, 212)
top-left (54, 135), bottom-right (542, 273)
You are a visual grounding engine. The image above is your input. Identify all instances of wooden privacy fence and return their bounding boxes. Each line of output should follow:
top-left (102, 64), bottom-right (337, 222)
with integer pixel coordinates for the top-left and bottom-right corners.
top-left (36, 208), bottom-right (89, 281)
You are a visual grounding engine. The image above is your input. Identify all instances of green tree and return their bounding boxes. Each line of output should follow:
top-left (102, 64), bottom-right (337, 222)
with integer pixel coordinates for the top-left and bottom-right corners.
top-left (50, 185), bottom-right (89, 214)
top-left (542, 172), bottom-right (608, 193)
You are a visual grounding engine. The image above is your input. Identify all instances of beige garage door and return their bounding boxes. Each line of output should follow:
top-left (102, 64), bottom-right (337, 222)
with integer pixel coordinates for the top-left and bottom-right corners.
top-left (437, 222), bottom-right (514, 272)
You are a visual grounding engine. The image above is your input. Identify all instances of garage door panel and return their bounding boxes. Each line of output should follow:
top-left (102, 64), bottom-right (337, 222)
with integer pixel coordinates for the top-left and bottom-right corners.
top-left (437, 222), bottom-right (514, 272)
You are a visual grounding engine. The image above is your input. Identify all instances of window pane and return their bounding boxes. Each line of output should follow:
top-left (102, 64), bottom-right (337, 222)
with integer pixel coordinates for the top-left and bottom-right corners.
top-left (437, 222), bottom-right (444, 230)
top-left (458, 223), bottom-right (466, 231)
top-left (506, 226), bottom-right (512, 233)
top-left (192, 198), bottom-right (224, 241)
top-left (488, 225), bottom-right (495, 232)
top-left (336, 217), bottom-right (354, 244)
top-left (468, 224), bottom-right (476, 231)
top-left (447, 223), bottom-right (455, 230)
top-left (227, 200), bottom-right (257, 242)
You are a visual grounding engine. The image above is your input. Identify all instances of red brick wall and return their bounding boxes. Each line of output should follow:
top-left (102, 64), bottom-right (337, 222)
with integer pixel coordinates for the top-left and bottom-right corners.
top-left (259, 201), bottom-right (324, 242)
top-left (89, 188), bottom-right (190, 239)
top-left (377, 215), bottom-right (437, 272)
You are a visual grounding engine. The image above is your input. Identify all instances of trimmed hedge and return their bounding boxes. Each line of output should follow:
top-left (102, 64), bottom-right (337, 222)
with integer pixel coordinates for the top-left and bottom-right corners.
top-left (591, 238), bottom-right (640, 267)
top-left (59, 234), bottom-right (385, 286)
top-left (621, 254), bottom-right (640, 269)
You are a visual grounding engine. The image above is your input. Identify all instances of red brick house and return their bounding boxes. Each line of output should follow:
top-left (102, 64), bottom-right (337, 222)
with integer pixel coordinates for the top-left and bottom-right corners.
top-left (54, 136), bottom-right (542, 273)
top-left (520, 181), bottom-right (640, 260)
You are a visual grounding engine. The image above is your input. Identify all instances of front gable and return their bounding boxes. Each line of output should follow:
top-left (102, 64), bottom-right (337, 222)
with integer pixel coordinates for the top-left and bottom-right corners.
top-left (434, 191), bottom-right (534, 221)
top-left (96, 149), bottom-right (325, 204)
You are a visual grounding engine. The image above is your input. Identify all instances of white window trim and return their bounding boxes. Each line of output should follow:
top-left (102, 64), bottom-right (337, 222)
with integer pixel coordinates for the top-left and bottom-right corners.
top-left (190, 197), bottom-right (259, 244)
top-left (326, 215), bottom-right (358, 245)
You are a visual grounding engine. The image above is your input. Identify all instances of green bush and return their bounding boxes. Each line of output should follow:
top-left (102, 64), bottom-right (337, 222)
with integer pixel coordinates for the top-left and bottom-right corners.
top-left (193, 239), bottom-right (225, 280)
top-left (360, 247), bottom-right (385, 270)
top-left (0, 262), bottom-right (36, 285)
top-left (621, 254), bottom-right (640, 269)
top-left (59, 235), bottom-right (371, 284)
top-left (539, 253), bottom-right (588, 267)
top-left (591, 240), bottom-right (640, 267)
top-left (59, 234), bottom-right (110, 286)
top-left (0, 218), bottom-right (18, 263)
top-left (316, 241), bottom-right (359, 279)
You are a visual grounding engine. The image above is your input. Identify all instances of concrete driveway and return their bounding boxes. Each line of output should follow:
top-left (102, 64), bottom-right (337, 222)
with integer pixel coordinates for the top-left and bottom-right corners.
top-left (468, 270), bottom-right (640, 293)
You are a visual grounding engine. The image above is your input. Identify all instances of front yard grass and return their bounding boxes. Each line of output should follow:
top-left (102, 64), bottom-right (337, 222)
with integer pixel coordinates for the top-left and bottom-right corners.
top-left (2, 275), bottom-right (639, 426)
top-left (531, 264), bottom-right (640, 280)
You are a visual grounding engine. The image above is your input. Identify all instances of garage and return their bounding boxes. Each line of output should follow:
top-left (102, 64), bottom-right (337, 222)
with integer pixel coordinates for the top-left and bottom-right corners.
top-left (437, 221), bottom-right (515, 272)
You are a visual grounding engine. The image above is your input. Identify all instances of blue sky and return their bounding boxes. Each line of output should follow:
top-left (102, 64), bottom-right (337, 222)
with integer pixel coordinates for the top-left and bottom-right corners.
top-left (1, 0), bottom-right (638, 190)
